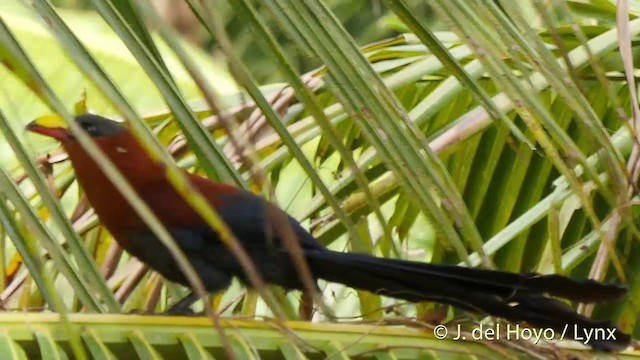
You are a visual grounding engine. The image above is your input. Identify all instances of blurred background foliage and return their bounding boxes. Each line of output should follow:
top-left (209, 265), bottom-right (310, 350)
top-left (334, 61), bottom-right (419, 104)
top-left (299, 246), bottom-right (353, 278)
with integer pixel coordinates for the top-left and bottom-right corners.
top-left (52, 0), bottom-right (439, 83)
top-left (1, 0), bottom-right (640, 358)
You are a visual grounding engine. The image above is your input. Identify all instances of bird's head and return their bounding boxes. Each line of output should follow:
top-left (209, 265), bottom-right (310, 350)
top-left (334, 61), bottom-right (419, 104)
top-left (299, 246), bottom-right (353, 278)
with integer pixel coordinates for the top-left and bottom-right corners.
top-left (26, 113), bottom-right (160, 182)
top-left (26, 113), bottom-right (167, 191)
top-left (26, 114), bottom-right (126, 142)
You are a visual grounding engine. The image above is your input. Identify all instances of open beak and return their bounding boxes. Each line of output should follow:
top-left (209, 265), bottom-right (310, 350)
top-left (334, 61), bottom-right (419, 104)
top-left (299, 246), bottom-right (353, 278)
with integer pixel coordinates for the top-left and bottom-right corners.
top-left (25, 115), bottom-right (71, 141)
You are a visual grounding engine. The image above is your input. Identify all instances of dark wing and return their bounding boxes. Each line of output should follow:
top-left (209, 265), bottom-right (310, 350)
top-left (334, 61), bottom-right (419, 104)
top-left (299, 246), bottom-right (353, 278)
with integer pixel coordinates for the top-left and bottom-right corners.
top-left (128, 189), bottom-right (324, 290)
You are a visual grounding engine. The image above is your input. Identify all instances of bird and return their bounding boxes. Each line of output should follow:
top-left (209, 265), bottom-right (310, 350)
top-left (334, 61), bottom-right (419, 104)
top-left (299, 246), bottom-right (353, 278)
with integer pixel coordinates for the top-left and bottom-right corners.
top-left (27, 114), bottom-right (631, 351)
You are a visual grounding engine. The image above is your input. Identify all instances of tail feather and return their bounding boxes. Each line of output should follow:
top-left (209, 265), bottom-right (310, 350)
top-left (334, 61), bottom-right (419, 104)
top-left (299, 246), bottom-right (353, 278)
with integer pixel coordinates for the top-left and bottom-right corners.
top-left (305, 250), bottom-right (630, 351)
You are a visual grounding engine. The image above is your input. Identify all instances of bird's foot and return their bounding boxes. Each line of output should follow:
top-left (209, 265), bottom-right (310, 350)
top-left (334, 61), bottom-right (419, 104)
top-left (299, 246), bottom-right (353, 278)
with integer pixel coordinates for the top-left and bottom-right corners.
top-left (164, 292), bottom-right (200, 315)
top-left (162, 306), bottom-right (197, 316)
top-left (124, 293), bottom-right (201, 316)
top-left (126, 309), bottom-right (154, 315)
top-left (126, 307), bottom-right (199, 316)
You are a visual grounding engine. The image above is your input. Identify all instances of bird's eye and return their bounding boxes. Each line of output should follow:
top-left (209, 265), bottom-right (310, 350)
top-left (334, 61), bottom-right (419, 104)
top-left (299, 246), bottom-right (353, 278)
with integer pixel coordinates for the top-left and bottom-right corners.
top-left (85, 124), bottom-right (98, 135)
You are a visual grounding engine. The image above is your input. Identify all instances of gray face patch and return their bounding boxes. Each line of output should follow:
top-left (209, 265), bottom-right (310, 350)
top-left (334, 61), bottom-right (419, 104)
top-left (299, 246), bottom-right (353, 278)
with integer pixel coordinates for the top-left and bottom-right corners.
top-left (75, 114), bottom-right (125, 138)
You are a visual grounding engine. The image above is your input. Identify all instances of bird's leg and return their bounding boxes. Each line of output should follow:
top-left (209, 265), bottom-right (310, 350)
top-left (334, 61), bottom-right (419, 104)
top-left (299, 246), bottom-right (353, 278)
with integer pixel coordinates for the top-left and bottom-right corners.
top-left (164, 292), bottom-right (199, 315)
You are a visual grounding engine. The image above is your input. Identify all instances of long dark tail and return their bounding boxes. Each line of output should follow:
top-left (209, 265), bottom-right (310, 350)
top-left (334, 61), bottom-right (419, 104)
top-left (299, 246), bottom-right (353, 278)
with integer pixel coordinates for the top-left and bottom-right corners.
top-left (305, 250), bottom-right (630, 351)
